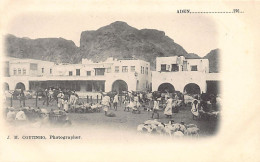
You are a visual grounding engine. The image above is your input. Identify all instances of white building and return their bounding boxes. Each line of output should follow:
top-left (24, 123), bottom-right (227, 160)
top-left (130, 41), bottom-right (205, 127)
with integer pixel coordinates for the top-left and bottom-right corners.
top-left (152, 56), bottom-right (220, 95)
top-left (3, 57), bottom-right (152, 97)
top-left (3, 57), bottom-right (55, 91)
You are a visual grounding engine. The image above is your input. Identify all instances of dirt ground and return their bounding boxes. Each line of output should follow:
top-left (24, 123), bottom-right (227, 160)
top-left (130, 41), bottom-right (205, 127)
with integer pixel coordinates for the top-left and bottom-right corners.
top-left (4, 98), bottom-right (219, 137)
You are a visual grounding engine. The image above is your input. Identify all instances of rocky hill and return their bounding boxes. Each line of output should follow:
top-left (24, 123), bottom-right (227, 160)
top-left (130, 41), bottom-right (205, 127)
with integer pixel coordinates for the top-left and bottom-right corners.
top-left (5, 34), bottom-right (78, 64)
top-left (203, 49), bottom-right (221, 73)
top-left (4, 21), bottom-right (220, 71)
top-left (79, 21), bottom-right (193, 68)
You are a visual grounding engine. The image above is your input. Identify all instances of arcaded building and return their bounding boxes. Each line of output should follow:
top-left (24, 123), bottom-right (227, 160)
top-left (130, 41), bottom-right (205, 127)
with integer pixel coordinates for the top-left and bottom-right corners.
top-left (152, 56), bottom-right (220, 94)
top-left (3, 57), bottom-right (151, 97)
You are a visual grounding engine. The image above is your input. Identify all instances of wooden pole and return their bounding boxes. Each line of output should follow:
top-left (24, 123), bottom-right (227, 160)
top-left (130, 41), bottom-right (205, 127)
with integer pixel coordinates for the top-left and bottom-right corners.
top-left (36, 92), bottom-right (38, 107)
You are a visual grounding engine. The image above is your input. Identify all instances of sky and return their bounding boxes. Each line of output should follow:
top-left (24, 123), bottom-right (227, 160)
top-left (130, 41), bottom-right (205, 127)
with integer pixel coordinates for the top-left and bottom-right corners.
top-left (5, 10), bottom-right (218, 57)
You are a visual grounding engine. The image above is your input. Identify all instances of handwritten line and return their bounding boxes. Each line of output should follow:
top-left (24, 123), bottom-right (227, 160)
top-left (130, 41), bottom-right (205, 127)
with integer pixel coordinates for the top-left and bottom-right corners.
top-left (189, 11), bottom-right (244, 14)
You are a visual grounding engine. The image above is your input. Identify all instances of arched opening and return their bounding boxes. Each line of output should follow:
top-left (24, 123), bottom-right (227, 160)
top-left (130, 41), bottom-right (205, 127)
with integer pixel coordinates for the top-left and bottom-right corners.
top-left (183, 83), bottom-right (201, 95)
top-left (112, 80), bottom-right (128, 94)
top-left (15, 82), bottom-right (25, 90)
top-left (158, 83), bottom-right (175, 93)
top-left (3, 82), bottom-right (9, 91)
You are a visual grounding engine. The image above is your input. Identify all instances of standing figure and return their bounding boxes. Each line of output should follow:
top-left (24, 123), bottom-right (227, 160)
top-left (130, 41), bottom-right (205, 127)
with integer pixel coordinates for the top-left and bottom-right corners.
top-left (53, 88), bottom-right (59, 104)
top-left (69, 91), bottom-right (78, 111)
top-left (152, 98), bottom-right (160, 119)
top-left (134, 95), bottom-right (140, 107)
top-left (102, 94), bottom-right (110, 115)
top-left (164, 90), bottom-right (170, 101)
top-left (216, 95), bottom-right (222, 111)
top-left (164, 96), bottom-right (173, 118)
top-left (19, 89), bottom-right (25, 107)
top-left (57, 91), bottom-right (64, 109)
top-left (191, 97), bottom-right (200, 120)
top-left (63, 100), bottom-right (69, 112)
top-left (48, 88), bottom-right (54, 103)
top-left (139, 92), bottom-right (143, 103)
top-left (113, 93), bottom-right (119, 111)
top-left (43, 89), bottom-right (49, 106)
top-left (146, 91), bottom-right (153, 111)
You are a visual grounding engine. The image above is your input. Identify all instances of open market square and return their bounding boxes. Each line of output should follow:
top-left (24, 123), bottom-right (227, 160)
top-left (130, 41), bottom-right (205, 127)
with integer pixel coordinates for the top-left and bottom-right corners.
top-left (3, 93), bottom-right (220, 138)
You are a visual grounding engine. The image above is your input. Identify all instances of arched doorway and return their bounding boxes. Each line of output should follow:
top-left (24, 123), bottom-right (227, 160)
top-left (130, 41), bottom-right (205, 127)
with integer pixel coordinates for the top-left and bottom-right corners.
top-left (15, 82), bottom-right (25, 90)
top-left (112, 80), bottom-right (128, 94)
top-left (158, 83), bottom-right (175, 93)
top-left (183, 83), bottom-right (201, 95)
top-left (3, 82), bottom-right (9, 91)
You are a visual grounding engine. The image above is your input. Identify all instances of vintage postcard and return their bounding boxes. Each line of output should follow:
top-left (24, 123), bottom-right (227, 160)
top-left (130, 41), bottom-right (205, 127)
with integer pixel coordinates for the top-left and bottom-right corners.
top-left (0, 0), bottom-right (259, 161)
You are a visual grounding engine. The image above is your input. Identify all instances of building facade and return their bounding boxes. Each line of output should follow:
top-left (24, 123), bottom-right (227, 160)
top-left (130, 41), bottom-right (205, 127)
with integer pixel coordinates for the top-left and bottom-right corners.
top-left (152, 56), bottom-right (220, 94)
top-left (3, 57), bottom-right (152, 97)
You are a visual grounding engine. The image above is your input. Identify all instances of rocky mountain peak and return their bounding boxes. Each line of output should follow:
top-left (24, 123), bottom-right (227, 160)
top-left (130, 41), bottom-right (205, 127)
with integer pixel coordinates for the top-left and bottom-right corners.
top-left (5, 21), bottom-right (220, 72)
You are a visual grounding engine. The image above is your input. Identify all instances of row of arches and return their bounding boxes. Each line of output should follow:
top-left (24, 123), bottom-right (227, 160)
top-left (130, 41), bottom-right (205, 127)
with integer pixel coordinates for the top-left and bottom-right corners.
top-left (3, 80), bottom-right (128, 93)
top-left (158, 82), bottom-right (201, 94)
top-left (3, 82), bottom-right (25, 91)
top-left (3, 81), bottom-right (201, 95)
top-left (112, 81), bottom-right (201, 94)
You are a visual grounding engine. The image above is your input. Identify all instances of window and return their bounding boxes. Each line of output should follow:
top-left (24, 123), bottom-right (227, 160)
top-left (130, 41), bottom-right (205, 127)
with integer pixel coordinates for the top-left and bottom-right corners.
top-left (86, 71), bottom-right (91, 76)
top-left (161, 64), bottom-right (166, 71)
top-left (50, 69), bottom-right (52, 74)
top-left (18, 68), bottom-right (21, 75)
top-left (23, 69), bottom-right (26, 75)
top-left (131, 66), bottom-right (135, 72)
top-left (141, 66), bottom-right (143, 74)
top-left (171, 64), bottom-right (179, 71)
top-left (146, 67), bottom-right (148, 74)
top-left (122, 66), bottom-right (128, 72)
top-left (106, 67), bottom-right (111, 73)
top-left (13, 69), bottom-right (17, 75)
top-left (42, 68), bottom-right (44, 73)
top-left (191, 65), bottom-right (198, 71)
top-left (76, 69), bottom-right (80, 76)
top-left (142, 67), bottom-right (145, 74)
top-left (69, 71), bottom-right (73, 76)
top-left (115, 66), bottom-right (119, 73)
top-left (95, 68), bottom-right (105, 76)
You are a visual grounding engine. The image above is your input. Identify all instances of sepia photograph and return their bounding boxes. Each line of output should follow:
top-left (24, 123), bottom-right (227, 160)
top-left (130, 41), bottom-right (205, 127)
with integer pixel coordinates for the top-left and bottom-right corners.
top-left (0, 0), bottom-right (259, 161)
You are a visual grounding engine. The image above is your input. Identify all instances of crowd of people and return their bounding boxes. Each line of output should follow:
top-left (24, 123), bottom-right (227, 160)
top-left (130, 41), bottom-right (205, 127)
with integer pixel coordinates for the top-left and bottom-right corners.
top-left (5, 87), bottom-right (221, 127)
top-left (100, 90), bottom-right (184, 119)
top-left (36, 88), bottom-right (79, 112)
top-left (99, 90), bottom-right (221, 122)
